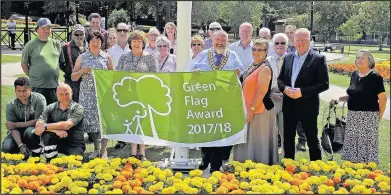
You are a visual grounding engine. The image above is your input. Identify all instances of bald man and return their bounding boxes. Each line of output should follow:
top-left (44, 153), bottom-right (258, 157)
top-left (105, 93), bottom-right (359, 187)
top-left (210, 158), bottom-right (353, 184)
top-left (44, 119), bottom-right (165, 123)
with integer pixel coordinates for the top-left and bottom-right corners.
top-left (228, 23), bottom-right (254, 69)
top-left (25, 84), bottom-right (86, 162)
top-left (277, 28), bottom-right (329, 161)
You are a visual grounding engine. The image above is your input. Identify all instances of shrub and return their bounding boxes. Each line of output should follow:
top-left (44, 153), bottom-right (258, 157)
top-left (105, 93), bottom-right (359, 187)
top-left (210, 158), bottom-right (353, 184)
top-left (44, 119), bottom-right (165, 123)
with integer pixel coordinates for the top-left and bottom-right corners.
top-left (108, 9), bottom-right (129, 29)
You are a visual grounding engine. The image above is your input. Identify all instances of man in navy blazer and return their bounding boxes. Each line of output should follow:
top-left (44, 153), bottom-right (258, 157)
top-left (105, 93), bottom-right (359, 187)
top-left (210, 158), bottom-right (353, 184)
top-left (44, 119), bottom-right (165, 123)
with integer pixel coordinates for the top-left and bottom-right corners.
top-left (277, 28), bottom-right (329, 161)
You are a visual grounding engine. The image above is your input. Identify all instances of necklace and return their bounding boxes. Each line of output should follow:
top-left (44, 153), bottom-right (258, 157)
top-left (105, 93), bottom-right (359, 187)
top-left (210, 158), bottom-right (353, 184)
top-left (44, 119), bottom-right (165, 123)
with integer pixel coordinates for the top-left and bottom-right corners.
top-left (208, 48), bottom-right (230, 70)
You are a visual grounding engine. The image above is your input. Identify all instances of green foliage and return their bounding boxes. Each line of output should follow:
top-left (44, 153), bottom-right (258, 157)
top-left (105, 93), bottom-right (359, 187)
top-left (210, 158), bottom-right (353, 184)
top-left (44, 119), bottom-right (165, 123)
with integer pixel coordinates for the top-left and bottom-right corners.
top-left (338, 19), bottom-right (362, 41)
top-left (351, 1), bottom-right (390, 50)
top-left (314, 1), bottom-right (354, 41)
top-left (108, 9), bottom-right (129, 29)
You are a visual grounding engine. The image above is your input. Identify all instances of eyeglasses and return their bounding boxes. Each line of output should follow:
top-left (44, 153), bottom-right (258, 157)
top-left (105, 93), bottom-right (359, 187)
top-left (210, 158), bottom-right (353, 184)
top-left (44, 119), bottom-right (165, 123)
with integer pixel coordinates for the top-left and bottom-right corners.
top-left (157, 45), bottom-right (168, 48)
top-left (117, 29), bottom-right (128, 33)
top-left (192, 43), bottom-right (202, 46)
top-left (210, 28), bottom-right (221, 31)
top-left (74, 33), bottom-right (84, 37)
top-left (252, 48), bottom-right (267, 52)
top-left (274, 42), bottom-right (286, 46)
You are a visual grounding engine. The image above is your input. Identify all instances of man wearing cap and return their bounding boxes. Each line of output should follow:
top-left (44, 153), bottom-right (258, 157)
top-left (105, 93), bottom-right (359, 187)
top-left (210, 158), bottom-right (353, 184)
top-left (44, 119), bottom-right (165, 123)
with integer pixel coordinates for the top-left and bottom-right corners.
top-left (204, 22), bottom-right (222, 50)
top-left (2, 77), bottom-right (46, 157)
top-left (60, 24), bottom-right (87, 103)
top-left (21, 18), bottom-right (65, 105)
top-left (108, 23), bottom-right (131, 68)
top-left (228, 22), bottom-right (254, 69)
top-left (145, 27), bottom-right (160, 58)
top-left (85, 13), bottom-right (108, 50)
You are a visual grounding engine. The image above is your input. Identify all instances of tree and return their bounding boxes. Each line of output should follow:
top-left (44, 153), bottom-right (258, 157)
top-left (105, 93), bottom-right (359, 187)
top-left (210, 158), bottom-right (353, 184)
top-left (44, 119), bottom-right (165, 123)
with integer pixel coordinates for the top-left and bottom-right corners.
top-left (219, 1), bottom-right (264, 36)
top-left (353, 1), bottom-right (390, 51)
top-left (314, 1), bottom-right (353, 42)
top-left (108, 9), bottom-right (129, 28)
top-left (286, 13), bottom-right (320, 31)
top-left (192, 1), bottom-right (220, 30)
top-left (338, 18), bottom-right (362, 55)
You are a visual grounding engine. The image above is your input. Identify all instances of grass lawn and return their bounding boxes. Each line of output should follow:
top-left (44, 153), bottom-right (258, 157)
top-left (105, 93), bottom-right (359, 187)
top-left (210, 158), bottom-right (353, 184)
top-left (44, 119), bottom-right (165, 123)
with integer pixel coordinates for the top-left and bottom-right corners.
top-left (1, 85), bottom-right (390, 170)
top-left (13, 72), bottom-right (65, 82)
top-left (342, 45), bottom-right (390, 60)
top-left (1, 55), bottom-right (21, 64)
top-left (329, 72), bottom-right (390, 97)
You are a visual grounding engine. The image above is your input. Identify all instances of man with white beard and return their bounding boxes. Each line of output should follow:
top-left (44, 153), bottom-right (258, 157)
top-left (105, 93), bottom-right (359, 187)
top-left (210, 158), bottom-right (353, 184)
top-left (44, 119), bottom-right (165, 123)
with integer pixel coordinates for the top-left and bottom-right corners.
top-left (191, 30), bottom-right (244, 173)
top-left (60, 24), bottom-right (87, 102)
top-left (191, 30), bottom-right (244, 73)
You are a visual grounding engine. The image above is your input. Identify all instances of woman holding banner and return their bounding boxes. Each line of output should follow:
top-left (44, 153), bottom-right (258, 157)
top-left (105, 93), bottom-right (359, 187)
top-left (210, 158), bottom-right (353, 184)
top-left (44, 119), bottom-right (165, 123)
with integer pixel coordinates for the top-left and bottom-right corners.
top-left (116, 30), bottom-right (157, 160)
top-left (72, 32), bottom-right (114, 160)
top-left (156, 36), bottom-right (177, 72)
top-left (233, 39), bottom-right (278, 165)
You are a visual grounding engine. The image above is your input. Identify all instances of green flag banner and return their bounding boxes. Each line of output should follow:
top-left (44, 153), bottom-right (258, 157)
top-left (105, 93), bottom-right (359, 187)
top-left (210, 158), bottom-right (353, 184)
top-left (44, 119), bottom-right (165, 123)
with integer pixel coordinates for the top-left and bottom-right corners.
top-left (93, 70), bottom-right (247, 147)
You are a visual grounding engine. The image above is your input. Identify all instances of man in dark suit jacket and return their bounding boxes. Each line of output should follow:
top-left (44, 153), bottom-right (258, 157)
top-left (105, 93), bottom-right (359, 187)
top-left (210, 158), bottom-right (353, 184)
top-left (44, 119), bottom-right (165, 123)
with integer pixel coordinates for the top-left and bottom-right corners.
top-left (277, 28), bottom-right (329, 161)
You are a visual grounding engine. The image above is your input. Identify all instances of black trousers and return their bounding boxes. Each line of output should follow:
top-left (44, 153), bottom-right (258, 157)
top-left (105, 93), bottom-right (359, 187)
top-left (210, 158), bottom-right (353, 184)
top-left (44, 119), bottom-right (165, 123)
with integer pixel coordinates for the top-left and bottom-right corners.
top-left (64, 78), bottom-right (81, 103)
top-left (296, 122), bottom-right (307, 143)
top-left (9, 32), bottom-right (15, 48)
top-left (283, 109), bottom-right (322, 161)
top-left (25, 131), bottom-right (85, 162)
top-left (32, 87), bottom-right (57, 105)
top-left (201, 146), bottom-right (232, 171)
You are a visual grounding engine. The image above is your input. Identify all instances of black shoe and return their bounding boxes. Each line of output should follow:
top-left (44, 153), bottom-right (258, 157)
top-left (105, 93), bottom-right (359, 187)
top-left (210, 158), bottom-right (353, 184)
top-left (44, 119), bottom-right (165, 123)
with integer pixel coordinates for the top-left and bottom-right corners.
top-left (209, 169), bottom-right (218, 173)
top-left (114, 142), bottom-right (126, 150)
top-left (199, 162), bottom-right (209, 170)
top-left (296, 142), bottom-right (306, 151)
top-left (137, 154), bottom-right (147, 161)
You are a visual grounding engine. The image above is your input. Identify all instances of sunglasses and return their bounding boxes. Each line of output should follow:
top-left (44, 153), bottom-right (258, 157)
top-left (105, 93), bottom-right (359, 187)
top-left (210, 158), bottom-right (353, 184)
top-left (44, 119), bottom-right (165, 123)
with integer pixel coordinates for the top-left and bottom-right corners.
top-left (117, 29), bottom-right (128, 33)
top-left (274, 42), bottom-right (286, 45)
top-left (157, 45), bottom-right (168, 48)
top-left (192, 43), bottom-right (202, 46)
top-left (252, 48), bottom-right (267, 52)
top-left (74, 33), bottom-right (84, 37)
top-left (210, 28), bottom-right (221, 31)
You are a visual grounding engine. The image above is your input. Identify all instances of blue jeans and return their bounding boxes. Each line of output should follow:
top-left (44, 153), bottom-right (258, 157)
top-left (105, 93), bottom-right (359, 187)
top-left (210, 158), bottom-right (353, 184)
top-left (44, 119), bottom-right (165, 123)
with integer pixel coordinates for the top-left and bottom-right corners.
top-left (1, 127), bottom-right (35, 153)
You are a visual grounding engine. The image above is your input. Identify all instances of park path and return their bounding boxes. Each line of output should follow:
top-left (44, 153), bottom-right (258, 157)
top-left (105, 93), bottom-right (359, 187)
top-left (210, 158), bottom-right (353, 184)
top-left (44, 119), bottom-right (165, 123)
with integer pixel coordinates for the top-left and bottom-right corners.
top-left (1, 52), bottom-right (389, 119)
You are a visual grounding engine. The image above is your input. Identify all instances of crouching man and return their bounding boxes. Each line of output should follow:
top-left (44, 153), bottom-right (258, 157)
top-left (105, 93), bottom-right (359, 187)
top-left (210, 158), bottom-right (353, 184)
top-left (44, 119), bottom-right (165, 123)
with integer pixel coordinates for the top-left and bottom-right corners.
top-left (2, 77), bottom-right (46, 157)
top-left (25, 83), bottom-right (86, 162)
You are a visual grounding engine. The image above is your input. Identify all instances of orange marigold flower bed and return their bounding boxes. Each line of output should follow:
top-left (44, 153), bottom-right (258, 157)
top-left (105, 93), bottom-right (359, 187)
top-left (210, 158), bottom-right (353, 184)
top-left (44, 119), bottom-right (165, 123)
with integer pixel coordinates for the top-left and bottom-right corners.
top-left (329, 60), bottom-right (390, 83)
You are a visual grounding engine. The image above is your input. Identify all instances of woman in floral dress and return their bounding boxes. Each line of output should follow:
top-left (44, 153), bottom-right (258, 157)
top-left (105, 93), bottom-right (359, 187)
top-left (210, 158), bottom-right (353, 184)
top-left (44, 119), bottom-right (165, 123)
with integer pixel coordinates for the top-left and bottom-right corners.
top-left (72, 32), bottom-right (114, 160)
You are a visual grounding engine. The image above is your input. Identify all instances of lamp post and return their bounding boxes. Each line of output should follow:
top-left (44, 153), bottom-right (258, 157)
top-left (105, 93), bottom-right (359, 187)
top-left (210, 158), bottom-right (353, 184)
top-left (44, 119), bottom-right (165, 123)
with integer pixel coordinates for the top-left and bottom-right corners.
top-left (23, 1), bottom-right (29, 45)
top-left (75, 1), bottom-right (80, 24)
top-left (104, 1), bottom-right (108, 30)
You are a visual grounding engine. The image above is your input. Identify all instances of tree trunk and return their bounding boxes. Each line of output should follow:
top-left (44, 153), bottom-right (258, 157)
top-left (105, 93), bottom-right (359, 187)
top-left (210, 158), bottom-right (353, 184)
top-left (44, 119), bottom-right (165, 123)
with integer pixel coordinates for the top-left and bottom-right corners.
top-left (348, 39), bottom-right (351, 56)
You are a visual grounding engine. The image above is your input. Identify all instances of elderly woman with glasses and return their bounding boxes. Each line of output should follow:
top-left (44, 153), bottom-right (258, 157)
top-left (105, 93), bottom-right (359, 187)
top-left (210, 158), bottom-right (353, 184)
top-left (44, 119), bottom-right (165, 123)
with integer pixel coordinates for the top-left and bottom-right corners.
top-left (191, 35), bottom-right (204, 59)
top-left (116, 30), bottom-right (158, 160)
top-left (338, 49), bottom-right (387, 164)
top-left (233, 38), bottom-right (277, 165)
top-left (156, 36), bottom-right (176, 72)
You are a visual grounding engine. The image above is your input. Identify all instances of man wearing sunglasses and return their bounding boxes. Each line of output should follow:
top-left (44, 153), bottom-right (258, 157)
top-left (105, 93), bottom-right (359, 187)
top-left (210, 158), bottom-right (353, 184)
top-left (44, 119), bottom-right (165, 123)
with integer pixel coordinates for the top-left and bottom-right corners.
top-left (60, 24), bottom-right (87, 103)
top-left (108, 23), bottom-right (131, 69)
top-left (204, 22), bottom-right (222, 49)
top-left (277, 28), bottom-right (329, 161)
top-left (228, 23), bottom-right (254, 69)
top-left (268, 33), bottom-right (289, 152)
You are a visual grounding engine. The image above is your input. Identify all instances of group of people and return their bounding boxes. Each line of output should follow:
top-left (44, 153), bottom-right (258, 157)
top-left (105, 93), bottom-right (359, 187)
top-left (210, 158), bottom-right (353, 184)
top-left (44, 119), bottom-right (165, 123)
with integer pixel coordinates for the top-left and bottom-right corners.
top-left (2, 13), bottom-right (387, 171)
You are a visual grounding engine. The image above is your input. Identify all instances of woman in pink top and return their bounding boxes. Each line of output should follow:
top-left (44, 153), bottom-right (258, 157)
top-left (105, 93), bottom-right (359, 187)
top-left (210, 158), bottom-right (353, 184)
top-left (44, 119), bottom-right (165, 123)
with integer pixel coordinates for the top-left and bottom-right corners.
top-left (233, 39), bottom-right (278, 165)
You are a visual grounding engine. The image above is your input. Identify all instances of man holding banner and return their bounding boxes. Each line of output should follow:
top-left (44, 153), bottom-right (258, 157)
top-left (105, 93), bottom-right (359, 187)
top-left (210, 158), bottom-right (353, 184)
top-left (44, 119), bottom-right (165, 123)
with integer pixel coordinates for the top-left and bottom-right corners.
top-left (191, 30), bottom-right (244, 173)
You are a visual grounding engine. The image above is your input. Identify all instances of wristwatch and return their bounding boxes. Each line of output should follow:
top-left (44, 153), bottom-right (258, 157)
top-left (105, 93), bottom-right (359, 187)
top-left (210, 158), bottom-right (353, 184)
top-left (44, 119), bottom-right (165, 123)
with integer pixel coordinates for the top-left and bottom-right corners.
top-left (44, 124), bottom-right (48, 131)
top-left (250, 106), bottom-right (256, 111)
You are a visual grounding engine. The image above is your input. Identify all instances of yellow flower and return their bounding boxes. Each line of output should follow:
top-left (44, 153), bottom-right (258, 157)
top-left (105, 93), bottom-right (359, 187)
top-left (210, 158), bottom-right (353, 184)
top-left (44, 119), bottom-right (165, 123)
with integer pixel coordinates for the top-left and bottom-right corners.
top-left (51, 177), bottom-right (60, 184)
top-left (175, 172), bottom-right (183, 179)
top-left (240, 182), bottom-right (250, 190)
top-left (112, 189), bottom-right (123, 194)
top-left (88, 189), bottom-right (99, 194)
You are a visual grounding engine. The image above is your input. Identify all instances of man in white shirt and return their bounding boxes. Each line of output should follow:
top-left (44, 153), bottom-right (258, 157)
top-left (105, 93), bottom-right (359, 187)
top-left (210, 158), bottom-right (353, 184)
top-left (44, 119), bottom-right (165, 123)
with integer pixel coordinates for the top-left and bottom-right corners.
top-left (268, 33), bottom-right (289, 152)
top-left (204, 22), bottom-right (222, 49)
top-left (258, 27), bottom-right (275, 57)
top-left (228, 22), bottom-right (253, 69)
top-left (145, 27), bottom-right (160, 57)
top-left (6, 16), bottom-right (17, 50)
top-left (108, 23), bottom-right (130, 68)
